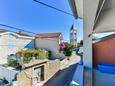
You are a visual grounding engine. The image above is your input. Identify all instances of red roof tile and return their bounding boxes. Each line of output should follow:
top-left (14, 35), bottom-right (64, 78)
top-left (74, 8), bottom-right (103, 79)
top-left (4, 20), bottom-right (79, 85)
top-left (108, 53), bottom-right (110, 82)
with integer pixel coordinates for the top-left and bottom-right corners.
top-left (0, 29), bottom-right (8, 33)
top-left (0, 29), bottom-right (33, 37)
top-left (18, 32), bottom-right (33, 37)
top-left (36, 33), bottom-right (62, 38)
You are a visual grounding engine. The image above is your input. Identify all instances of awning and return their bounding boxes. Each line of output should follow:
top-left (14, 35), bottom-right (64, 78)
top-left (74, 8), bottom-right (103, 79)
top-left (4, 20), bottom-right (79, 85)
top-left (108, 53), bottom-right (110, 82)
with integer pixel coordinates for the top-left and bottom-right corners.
top-left (69, 0), bottom-right (115, 33)
top-left (94, 0), bottom-right (115, 33)
top-left (69, 0), bottom-right (83, 19)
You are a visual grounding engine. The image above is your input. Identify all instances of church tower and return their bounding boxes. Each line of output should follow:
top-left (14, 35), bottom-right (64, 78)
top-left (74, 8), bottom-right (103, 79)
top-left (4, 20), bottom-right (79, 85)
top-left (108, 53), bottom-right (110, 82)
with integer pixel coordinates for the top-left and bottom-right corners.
top-left (70, 24), bottom-right (77, 47)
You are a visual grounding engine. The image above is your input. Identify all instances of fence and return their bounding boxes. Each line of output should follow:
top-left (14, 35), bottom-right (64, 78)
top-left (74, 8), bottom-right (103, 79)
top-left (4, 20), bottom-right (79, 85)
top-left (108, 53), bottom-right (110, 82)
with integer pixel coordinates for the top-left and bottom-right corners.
top-left (0, 66), bottom-right (18, 83)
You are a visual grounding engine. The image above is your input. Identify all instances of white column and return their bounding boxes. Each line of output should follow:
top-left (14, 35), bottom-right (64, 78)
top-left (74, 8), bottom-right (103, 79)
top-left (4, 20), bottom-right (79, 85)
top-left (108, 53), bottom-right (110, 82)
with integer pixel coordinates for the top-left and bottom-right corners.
top-left (83, 0), bottom-right (100, 86)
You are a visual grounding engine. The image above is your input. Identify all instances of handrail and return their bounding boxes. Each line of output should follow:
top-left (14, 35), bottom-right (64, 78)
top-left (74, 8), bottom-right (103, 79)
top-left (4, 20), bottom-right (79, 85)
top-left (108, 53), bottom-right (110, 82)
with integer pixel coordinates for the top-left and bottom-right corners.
top-left (70, 64), bottom-right (84, 86)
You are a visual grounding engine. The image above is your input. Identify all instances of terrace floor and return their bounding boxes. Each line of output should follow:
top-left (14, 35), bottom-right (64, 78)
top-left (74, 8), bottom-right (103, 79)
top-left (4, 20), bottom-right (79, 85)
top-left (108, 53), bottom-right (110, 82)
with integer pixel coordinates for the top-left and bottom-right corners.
top-left (84, 70), bottom-right (92, 86)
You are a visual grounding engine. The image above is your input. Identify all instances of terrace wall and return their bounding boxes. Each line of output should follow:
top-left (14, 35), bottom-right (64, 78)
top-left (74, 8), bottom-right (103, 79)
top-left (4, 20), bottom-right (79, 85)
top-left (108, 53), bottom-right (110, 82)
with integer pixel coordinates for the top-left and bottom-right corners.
top-left (93, 37), bottom-right (115, 67)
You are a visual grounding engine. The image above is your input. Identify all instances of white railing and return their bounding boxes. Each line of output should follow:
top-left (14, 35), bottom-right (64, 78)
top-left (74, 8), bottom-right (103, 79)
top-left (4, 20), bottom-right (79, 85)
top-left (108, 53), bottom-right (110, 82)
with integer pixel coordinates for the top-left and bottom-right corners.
top-left (0, 66), bottom-right (18, 83)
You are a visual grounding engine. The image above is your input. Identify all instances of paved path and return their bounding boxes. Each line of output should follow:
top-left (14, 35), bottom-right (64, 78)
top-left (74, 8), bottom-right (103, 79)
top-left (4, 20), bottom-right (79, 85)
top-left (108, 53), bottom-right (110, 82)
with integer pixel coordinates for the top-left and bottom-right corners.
top-left (44, 55), bottom-right (80, 86)
top-left (43, 54), bottom-right (80, 86)
top-left (60, 54), bottom-right (81, 70)
top-left (44, 64), bottom-right (77, 86)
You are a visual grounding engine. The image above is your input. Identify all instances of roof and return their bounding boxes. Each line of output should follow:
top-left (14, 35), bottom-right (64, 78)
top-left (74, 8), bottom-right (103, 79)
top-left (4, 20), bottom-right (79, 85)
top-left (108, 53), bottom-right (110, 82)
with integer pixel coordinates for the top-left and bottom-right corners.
top-left (18, 32), bottom-right (33, 37)
top-left (0, 29), bottom-right (33, 38)
top-left (36, 33), bottom-right (62, 38)
top-left (0, 29), bottom-right (8, 33)
top-left (93, 33), bottom-right (115, 43)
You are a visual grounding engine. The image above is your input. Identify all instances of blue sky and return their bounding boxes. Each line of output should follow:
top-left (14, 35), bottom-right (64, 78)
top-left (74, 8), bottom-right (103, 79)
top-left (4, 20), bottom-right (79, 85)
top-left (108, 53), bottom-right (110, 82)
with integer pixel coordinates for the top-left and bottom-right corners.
top-left (0, 0), bottom-right (83, 42)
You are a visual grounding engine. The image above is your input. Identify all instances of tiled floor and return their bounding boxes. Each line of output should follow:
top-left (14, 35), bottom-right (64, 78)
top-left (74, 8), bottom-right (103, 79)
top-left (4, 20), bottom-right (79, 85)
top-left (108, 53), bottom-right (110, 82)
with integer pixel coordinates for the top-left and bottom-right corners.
top-left (84, 69), bottom-right (93, 86)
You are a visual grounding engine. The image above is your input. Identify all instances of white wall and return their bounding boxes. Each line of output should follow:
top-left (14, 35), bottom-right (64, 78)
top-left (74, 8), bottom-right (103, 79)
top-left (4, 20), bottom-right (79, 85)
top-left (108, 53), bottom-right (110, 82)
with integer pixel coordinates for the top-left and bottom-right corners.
top-left (0, 33), bottom-right (34, 64)
top-left (0, 66), bottom-right (18, 83)
top-left (35, 38), bottom-right (60, 58)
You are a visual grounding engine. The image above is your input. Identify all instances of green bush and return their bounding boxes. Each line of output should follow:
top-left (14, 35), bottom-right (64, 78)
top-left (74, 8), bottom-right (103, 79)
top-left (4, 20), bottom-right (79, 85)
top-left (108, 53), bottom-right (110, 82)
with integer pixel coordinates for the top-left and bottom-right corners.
top-left (0, 78), bottom-right (9, 85)
top-left (17, 49), bottom-right (51, 63)
top-left (77, 40), bottom-right (83, 48)
top-left (63, 43), bottom-right (74, 56)
top-left (8, 60), bottom-right (17, 67)
top-left (47, 50), bottom-right (52, 58)
top-left (36, 56), bottom-right (46, 60)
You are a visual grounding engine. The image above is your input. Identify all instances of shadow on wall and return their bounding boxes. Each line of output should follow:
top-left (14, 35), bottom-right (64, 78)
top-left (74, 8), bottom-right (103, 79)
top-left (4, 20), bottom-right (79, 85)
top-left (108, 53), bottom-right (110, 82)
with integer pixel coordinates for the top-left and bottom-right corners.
top-left (24, 39), bottom-right (35, 49)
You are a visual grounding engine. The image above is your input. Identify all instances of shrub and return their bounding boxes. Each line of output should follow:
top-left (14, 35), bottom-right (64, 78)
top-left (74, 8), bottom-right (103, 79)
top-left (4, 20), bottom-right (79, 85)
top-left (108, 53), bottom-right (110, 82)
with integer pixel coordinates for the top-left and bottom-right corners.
top-left (7, 54), bottom-right (17, 67)
top-left (63, 43), bottom-right (74, 56)
top-left (38, 49), bottom-right (48, 59)
top-left (47, 50), bottom-right (52, 58)
top-left (0, 78), bottom-right (9, 85)
top-left (8, 60), bottom-right (17, 67)
top-left (17, 49), bottom-right (51, 63)
top-left (77, 40), bottom-right (83, 48)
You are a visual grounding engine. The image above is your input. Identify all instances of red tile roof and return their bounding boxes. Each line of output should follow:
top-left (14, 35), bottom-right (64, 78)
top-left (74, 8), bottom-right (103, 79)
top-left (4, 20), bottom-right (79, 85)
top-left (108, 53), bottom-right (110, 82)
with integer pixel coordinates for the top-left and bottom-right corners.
top-left (36, 33), bottom-right (62, 38)
top-left (18, 32), bottom-right (33, 37)
top-left (0, 29), bottom-right (8, 33)
top-left (0, 29), bottom-right (33, 37)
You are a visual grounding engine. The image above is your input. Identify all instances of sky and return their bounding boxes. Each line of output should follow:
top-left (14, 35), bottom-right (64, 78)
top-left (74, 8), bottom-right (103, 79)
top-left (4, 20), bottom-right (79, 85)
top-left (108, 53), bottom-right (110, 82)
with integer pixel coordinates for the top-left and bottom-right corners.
top-left (0, 0), bottom-right (83, 42)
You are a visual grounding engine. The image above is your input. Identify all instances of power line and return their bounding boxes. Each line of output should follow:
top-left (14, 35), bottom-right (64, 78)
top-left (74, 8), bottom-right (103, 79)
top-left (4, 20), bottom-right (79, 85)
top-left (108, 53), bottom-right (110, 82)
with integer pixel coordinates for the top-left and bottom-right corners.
top-left (0, 24), bottom-right (36, 34)
top-left (0, 23), bottom-right (70, 42)
top-left (33, 0), bottom-right (73, 16)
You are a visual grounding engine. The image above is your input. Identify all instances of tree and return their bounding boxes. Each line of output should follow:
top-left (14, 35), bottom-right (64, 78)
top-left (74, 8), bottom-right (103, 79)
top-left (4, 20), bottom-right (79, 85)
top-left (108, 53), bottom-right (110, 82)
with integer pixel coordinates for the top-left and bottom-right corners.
top-left (80, 40), bottom-right (83, 46)
top-left (63, 42), bottom-right (74, 56)
top-left (77, 40), bottom-right (83, 48)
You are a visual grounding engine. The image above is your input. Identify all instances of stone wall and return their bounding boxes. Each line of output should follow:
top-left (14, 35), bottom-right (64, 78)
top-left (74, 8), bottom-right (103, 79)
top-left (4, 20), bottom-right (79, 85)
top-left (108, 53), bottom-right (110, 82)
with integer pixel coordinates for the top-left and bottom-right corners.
top-left (17, 68), bottom-right (32, 86)
top-left (16, 60), bottom-right (60, 86)
top-left (16, 61), bottom-right (47, 86)
top-left (46, 60), bottom-right (60, 81)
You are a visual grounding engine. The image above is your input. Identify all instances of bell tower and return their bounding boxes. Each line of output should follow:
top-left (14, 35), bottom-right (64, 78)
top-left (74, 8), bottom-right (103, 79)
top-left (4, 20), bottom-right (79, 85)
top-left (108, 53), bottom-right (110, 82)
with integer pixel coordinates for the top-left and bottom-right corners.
top-left (70, 24), bottom-right (77, 47)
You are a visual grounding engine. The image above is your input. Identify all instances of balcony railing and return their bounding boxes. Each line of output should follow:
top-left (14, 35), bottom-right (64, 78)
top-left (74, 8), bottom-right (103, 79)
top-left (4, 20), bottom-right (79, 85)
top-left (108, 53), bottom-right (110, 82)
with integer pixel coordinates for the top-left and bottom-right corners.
top-left (70, 64), bottom-right (84, 86)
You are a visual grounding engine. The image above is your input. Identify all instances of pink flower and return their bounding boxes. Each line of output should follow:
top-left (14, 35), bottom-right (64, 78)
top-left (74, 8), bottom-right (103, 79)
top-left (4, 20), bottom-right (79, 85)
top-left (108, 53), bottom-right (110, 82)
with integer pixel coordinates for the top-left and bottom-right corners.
top-left (59, 43), bottom-right (65, 51)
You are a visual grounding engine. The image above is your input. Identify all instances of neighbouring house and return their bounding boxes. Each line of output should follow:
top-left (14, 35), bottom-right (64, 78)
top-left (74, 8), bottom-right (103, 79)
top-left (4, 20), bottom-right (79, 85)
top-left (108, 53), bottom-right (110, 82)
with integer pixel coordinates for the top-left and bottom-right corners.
top-left (35, 33), bottom-right (64, 58)
top-left (93, 33), bottom-right (115, 67)
top-left (0, 29), bottom-right (35, 64)
top-left (0, 30), bottom-right (66, 86)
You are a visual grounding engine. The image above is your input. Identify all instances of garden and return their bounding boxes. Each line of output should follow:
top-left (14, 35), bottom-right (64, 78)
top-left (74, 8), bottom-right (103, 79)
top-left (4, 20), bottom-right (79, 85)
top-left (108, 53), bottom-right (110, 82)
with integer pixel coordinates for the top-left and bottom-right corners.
top-left (8, 49), bottom-right (52, 67)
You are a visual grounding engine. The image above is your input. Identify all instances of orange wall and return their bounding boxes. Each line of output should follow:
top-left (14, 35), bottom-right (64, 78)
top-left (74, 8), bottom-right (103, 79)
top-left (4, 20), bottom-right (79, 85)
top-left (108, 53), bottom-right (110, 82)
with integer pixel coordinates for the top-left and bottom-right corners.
top-left (93, 37), bottom-right (115, 67)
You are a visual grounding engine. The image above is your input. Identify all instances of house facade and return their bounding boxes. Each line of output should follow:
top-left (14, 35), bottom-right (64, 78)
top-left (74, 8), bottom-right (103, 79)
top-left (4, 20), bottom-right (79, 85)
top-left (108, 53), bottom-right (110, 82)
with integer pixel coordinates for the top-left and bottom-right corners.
top-left (0, 29), bottom-right (35, 64)
top-left (35, 33), bottom-right (63, 58)
top-left (69, 0), bottom-right (115, 86)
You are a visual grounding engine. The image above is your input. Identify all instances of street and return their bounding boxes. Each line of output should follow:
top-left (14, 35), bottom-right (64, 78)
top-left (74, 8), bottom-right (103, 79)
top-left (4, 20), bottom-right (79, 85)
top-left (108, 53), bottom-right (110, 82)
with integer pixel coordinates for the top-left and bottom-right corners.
top-left (44, 63), bottom-right (77, 86)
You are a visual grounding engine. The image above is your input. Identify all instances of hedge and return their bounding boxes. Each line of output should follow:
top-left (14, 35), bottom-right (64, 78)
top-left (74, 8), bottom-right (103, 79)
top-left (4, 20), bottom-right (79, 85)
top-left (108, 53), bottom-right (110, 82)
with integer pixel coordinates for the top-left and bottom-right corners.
top-left (16, 49), bottom-right (51, 63)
